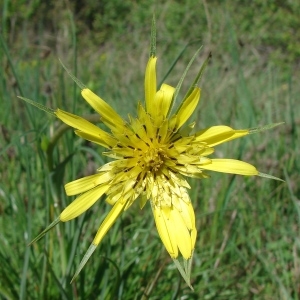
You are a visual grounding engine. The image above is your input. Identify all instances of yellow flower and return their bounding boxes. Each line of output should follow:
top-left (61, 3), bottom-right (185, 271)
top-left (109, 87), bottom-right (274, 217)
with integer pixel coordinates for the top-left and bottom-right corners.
top-left (23, 22), bottom-right (282, 288)
top-left (54, 56), bottom-right (262, 283)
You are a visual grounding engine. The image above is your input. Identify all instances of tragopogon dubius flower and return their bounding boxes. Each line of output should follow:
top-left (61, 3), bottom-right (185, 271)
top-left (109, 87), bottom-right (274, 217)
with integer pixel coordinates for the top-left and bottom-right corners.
top-left (21, 19), bottom-right (282, 288)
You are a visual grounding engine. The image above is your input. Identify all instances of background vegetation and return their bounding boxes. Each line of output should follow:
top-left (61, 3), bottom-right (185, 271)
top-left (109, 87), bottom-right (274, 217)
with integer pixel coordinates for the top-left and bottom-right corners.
top-left (0, 0), bottom-right (299, 299)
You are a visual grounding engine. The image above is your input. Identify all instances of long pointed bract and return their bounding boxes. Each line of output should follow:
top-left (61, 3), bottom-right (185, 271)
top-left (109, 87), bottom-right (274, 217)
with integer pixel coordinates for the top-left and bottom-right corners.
top-left (18, 96), bottom-right (56, 116)
top-left (70, 244), bottom-right (97, 283)
top-left (28, 217), bottom-right (60, 245)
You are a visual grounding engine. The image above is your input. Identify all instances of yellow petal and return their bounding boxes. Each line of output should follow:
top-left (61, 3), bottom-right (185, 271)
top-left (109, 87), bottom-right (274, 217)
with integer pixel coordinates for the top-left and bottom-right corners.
top-left (105, 180), bottom-right (137, 207)
top-left (81, 89), bottom-right (124, 130)
top-left (145, 56), bottom-right (157, 113)
top-left (65, 172), bottom-right (113, 196)
top-left (139, 193), bottom-right (148, 209)
top-left (93, 198), bottom-right (127, 245)
top-left (173, 195), bottom-right (195, 230)
top-left (55, 109), bottom-right (100, 133)
top-left (200, 159), bottom-right (258, 175)
top-left (158, 119), bottom-right (169, 143)
top-left (129, 117), bottom-right (151, 144)
top-left (75, 130), bottom-right (117, 149)
top-left (176, 87), bottom-right (200, 129)
top-left (191, 228), bottom-right (197, 248)
top-left (60, 184), bottom-right (110, 222)
top-left (171, 208), bottom-right (193, 259)
top-left (195, 126), bottom-right (248, 147)
top-left (55, 109), bottom-right (116, 148)
top-left (177, 154), bottom-right (200, 164)
top-left (154, 83), bottom-right (175, 118)
top-left (152, 204), bottom-right (178, 258)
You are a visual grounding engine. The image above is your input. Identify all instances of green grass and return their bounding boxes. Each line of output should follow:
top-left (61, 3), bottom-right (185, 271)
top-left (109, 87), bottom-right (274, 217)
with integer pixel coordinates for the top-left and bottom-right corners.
top-left (1, 1), bottom-right (299, 299)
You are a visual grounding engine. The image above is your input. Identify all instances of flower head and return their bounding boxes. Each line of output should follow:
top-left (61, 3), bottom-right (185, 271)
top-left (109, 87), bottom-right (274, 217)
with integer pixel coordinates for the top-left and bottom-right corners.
top-left (24, 21), bottom-right (282, 288)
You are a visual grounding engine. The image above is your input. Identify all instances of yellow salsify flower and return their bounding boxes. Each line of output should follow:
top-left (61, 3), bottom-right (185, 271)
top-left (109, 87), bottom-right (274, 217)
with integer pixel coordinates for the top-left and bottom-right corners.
top-left (21, 20), bottom-right (283, 289)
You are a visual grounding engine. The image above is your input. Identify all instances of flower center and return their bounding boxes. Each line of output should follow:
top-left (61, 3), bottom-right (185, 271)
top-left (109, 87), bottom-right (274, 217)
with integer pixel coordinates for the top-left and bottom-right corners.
top-left (141, 148), bottom-right (166, 172)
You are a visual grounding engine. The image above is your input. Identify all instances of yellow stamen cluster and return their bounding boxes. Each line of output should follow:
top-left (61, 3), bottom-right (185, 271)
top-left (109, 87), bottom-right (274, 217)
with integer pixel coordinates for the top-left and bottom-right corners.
top-left (142, 147), bottom-right (165, 172)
